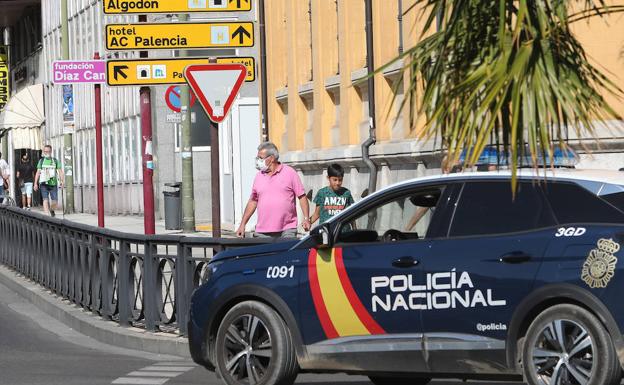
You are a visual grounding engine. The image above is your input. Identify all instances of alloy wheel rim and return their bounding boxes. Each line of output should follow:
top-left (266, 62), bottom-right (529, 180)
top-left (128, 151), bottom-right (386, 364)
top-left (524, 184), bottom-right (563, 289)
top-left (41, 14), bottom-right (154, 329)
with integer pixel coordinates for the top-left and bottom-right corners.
top-left (223, 314), bottom-right (273, 385)
top-left (532, 319), bottom-right (594, 385)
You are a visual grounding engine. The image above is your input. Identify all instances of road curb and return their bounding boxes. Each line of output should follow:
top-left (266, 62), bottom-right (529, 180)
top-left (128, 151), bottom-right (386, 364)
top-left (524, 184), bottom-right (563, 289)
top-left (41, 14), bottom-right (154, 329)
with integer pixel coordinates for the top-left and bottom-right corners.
top-left (0, 265), bottom-right (190, 358)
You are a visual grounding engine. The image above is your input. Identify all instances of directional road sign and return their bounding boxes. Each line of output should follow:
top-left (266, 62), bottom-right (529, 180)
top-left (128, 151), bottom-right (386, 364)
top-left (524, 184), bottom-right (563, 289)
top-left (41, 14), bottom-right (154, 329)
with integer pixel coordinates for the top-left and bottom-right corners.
top-left (106, 57), bottom-right (255, 86)
top-left (215, 57), bottom-right (255, 82)
top-left (184, 64), bottom-right (246, 123)
top-left (106, 22), bottom-right (254, 51)
top-left (0, 46), bottom-right (8, 110)
top-left (104, 0), bottom-right (251, 14)
top-left (52, 60), bottom-right (106, 84)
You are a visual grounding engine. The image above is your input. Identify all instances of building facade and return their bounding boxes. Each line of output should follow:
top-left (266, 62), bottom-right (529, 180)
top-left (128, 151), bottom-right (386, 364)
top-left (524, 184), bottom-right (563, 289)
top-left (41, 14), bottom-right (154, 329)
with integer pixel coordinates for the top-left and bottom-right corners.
top-left (263, 0), bottom-right (624, 206)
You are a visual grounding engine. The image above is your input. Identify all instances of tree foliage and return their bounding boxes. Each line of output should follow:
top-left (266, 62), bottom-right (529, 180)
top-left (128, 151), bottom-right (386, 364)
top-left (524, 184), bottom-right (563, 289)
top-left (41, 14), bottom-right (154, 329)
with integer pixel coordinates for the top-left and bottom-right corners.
top-left (389, 0), bottom-right (624, 185)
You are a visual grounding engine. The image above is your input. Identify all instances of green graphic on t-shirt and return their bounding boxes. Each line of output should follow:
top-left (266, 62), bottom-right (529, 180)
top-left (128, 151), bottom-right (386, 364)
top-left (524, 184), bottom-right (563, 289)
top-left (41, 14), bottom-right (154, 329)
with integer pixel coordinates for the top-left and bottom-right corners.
top-left (314, 186), bottom-right (354, 224)
top-left (37, 158), bottom-right (61, 186)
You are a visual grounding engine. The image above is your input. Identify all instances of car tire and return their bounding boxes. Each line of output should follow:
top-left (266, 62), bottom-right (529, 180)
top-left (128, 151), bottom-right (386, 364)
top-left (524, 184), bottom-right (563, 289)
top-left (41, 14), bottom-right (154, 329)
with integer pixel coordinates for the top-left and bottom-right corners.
top-left (368, 376), bottom-right (431, 385)
top-left (522, 304), bottom-right (621, 385)
top-left (215, 300), bottom-right (298, 385)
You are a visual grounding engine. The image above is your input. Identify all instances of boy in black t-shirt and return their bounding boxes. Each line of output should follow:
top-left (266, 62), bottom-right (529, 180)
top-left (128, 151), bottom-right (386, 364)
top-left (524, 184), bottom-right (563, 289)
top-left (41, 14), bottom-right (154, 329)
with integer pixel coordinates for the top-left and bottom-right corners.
top-left (311, 164), bottom-right (354, 225)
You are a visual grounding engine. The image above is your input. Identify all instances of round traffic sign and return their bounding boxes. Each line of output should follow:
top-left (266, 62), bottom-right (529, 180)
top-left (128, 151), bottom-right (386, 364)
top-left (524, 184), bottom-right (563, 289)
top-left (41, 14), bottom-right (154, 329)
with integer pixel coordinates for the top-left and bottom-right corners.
top-left (165, 85), bottom-right (197, 113)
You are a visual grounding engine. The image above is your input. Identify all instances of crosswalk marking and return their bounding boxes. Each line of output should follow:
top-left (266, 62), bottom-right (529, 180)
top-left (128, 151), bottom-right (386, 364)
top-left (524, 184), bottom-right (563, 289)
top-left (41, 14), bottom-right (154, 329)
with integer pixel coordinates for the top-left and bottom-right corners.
top-left (112, 378), bottom-right (168, 385)
top-left (127, 371), bottom-right (181, 378)
top-left (111, 361), bottom-right (197, 384)
top-left (140, 366), bottom-right (195, 372)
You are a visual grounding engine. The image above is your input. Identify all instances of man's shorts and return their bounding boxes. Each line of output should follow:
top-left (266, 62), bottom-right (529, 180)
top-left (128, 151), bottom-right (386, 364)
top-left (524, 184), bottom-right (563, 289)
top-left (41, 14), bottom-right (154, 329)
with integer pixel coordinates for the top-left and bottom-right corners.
top-left (40, 183), bottom-right (58, 201)
top-left (21, 182), bottom-right (33, 197)
top-left (253, 228), bottom-right (298, 238)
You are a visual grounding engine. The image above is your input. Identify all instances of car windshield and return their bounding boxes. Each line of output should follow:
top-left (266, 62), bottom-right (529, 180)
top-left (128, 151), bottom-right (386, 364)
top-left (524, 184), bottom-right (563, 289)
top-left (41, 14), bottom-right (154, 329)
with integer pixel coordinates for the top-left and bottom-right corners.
top-left (335, 187), bottom-right (443, 243)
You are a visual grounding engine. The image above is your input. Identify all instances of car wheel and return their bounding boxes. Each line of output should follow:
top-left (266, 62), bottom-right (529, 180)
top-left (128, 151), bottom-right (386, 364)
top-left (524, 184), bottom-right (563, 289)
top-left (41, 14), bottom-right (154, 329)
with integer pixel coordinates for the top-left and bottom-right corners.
top-left (368, 376), bottom-right (431, 385)
top-left (522, 304), bottom-right (621, 385)
top-left (215, 301), bottom-right (298, 385)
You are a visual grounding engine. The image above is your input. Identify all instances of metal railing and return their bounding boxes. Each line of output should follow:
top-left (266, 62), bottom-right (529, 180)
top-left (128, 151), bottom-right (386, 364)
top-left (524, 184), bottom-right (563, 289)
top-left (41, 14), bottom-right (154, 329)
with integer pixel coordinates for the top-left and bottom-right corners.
top-left (0, 206), bottom-right (272, 336)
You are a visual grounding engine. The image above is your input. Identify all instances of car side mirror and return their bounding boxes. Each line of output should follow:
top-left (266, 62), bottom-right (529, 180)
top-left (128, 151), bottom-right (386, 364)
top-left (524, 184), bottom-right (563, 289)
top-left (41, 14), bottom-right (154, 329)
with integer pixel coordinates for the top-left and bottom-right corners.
top-left (313, 224), bottom-right (332, 249)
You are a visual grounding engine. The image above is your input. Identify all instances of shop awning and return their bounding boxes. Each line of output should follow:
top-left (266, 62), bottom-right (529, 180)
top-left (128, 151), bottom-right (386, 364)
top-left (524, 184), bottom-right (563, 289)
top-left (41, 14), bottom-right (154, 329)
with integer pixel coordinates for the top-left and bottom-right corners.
top-left (0, 83), bottom-right (44, 149)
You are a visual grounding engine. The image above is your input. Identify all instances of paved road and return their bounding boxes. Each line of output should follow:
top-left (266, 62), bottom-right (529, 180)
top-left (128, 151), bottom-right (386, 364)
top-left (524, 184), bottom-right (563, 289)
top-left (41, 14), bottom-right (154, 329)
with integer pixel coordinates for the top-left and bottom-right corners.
top-left (0, 279), bottom-right (528, 385)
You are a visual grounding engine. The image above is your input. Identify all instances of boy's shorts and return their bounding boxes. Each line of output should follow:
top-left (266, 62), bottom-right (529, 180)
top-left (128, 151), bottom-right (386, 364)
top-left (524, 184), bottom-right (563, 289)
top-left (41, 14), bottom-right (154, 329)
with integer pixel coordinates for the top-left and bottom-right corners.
top-left (21, 182), bottom-right (33, 197)
top-left (40, 183), bottom-right (58, 201)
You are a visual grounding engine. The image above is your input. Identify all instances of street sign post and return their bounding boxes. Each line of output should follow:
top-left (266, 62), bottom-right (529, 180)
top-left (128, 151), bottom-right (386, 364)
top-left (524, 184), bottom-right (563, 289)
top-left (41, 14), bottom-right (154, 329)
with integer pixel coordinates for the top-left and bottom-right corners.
top-left (52, 60), bottom-right (106, 84)
top-left (183, 64), bottom-right (246, 124)
top-left (93, 53), bottom-right (105, 228)
top-left (103, 0), bottom-right (251, 14)
top-left (184, 62), bottom-right (247, 238)
top-left (106, 57), bottom-right (255, 86)
top-left (106, 22), bottom-right (254, 51)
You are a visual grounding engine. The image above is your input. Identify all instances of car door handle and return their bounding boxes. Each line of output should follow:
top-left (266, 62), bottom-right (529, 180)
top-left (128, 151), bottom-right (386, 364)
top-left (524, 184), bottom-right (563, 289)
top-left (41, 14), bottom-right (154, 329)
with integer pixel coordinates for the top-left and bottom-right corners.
top-left (392, 256), bottom-right (419, 268)
top-left (500, 252), bottom-right (532, 264)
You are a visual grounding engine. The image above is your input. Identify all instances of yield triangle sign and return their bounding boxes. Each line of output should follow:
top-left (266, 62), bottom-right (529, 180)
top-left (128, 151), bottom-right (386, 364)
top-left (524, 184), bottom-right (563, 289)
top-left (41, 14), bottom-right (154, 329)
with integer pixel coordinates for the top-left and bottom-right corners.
top-left (183, 64), bottom-right (246, 123)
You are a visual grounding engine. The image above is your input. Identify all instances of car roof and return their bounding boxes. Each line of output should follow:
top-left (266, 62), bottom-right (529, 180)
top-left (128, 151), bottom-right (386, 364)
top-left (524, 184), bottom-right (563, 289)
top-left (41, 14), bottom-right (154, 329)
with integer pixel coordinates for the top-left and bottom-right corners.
top-left (394, 168), bottom-right (624, 188)
top-left (303, 168), bottom-right (623, 243)
top-left (354, 168), bottom-right (624, 209)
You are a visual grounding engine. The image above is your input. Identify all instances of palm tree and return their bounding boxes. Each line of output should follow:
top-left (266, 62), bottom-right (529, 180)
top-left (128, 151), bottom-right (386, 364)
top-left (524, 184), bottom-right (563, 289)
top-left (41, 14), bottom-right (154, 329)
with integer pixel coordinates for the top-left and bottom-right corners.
top-left (389, 0), bottom-right (624, 188)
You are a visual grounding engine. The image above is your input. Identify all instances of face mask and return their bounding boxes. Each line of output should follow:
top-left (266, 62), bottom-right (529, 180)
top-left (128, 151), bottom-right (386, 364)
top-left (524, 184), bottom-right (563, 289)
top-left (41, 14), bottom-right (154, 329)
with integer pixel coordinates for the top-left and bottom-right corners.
top-left (255, 157), bottom-right (269, 172)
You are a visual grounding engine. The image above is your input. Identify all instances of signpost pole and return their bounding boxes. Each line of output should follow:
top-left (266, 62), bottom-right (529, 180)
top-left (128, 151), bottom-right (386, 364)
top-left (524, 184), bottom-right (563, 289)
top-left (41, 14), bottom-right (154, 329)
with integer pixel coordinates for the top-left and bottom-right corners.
top-left (210, 117), bottom-right (221, 238)
top-left (61, 0), bottom-right (75, 213)
top-left (179, 14), bottom-right (196, 233)
top-left (139, 14), bottom-right (155, 235)
top-left (94, 52), bottom-right (104, 228)
top-left (206, 59), bottom-right (221, 238)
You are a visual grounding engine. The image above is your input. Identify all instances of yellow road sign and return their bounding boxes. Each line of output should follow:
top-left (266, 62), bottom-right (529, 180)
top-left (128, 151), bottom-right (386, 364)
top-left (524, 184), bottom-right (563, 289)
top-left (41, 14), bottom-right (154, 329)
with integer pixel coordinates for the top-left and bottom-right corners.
top-left (215, 57), bottom-right (255, 82)
top-left (104, 0), bottom-right (251, 14)
top-left (106, 57), bottom-right (255, 86)
top-left (0, 46), bottom-right (8, 110)
top-left (106, 22), bottom-right (254, 51)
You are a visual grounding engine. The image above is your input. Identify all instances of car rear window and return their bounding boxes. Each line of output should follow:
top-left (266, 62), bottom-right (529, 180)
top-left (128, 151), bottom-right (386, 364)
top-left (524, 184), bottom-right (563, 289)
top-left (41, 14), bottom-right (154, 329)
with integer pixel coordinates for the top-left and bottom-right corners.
top-left (601, 192), bottom-right (624, 213)
top-left (450, 181), bottom-right (555, 237)
top-left (543, 182), bottom-right (624, 224)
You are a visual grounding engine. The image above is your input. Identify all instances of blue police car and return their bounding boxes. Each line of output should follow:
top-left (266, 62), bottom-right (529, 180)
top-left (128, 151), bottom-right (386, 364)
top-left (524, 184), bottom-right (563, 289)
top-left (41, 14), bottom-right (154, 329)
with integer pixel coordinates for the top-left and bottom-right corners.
top-left (189, 170), bottom-right (624, 385)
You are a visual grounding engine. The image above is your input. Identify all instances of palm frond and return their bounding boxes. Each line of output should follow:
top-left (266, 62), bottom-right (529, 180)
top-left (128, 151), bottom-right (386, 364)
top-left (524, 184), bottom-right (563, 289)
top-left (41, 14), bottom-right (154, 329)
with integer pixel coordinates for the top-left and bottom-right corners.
top-left (384, 0), bottom-right (624, 192)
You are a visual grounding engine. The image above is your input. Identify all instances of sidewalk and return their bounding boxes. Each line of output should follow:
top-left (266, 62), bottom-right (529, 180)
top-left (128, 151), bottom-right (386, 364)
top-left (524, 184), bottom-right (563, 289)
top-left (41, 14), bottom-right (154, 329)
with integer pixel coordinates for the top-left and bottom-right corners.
top-left (0, 264), bottom-right (190, 358)
top-left (29, 206), bottom-right (229, 236)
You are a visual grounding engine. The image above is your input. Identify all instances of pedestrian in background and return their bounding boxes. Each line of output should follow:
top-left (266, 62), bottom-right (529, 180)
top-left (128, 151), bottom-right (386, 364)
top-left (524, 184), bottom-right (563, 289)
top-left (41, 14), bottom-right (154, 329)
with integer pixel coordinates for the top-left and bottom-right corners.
top-left (310, 163), bottom-right (354, 226)
top-left (34, 145), bottom-right (64, 217)
top-left (236, 142), bottom-right (311, 238)
top-left (16, 152), bottom-right (35, 210)
top-left (0, 151), bottom-right (10, 204)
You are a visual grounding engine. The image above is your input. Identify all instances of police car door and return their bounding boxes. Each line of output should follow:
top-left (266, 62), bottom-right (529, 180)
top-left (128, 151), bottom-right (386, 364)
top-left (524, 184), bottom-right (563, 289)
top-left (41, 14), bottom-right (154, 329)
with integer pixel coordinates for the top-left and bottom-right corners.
top-left (421, 180), bottom-right (555, 374)
top-left (301, 184), bottom-right (452, 373)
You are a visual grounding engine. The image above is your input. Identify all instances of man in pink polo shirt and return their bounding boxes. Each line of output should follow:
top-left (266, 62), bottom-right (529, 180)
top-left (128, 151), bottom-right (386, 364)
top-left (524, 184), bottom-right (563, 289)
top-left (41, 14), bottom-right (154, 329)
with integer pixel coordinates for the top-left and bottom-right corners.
top-left (236, 142), bottom-right (311, 238)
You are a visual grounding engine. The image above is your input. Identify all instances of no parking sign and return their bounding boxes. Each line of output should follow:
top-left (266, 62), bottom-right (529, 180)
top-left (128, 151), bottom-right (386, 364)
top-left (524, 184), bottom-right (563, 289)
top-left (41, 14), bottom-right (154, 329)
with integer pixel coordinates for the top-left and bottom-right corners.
top-left (165, 85), bottom-right (197, 113)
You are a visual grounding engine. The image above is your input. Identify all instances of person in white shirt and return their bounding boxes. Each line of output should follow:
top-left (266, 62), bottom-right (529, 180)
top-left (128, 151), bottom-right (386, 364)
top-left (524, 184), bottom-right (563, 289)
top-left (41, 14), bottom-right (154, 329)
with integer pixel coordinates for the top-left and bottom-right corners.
top-left (0, 151), bottom-right (10, 204)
